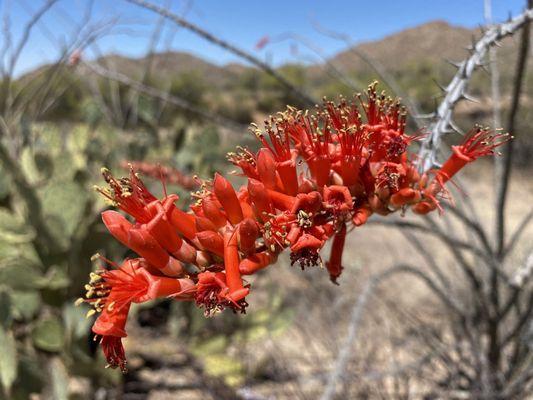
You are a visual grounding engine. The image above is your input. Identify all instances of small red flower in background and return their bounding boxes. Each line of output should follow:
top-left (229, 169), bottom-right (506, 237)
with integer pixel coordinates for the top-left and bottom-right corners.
top-left (80, 82), bottom-right (509, 371)
top-left (255, 35), bottom-right (270, 50)
top-left (120, 160), bottom-right (198, 190)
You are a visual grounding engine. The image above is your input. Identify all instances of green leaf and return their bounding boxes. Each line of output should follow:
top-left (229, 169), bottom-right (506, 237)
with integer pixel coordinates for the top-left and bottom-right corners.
top-left (63, 303), bottom-right (91, 341)
top-left (47, 358), bottom-right (68, 400)
top-left (31, 316), bottom-right (64, 352)
top-left (15, 355), bottom-right (44, 395)
top-left (0, 242), bottom-right (41, 270)
top-left (39, 181), bottom-right (88, 239)
top-left (33, 152), bottom-right (54, 181)
top-left (11, 291), bottom-right (40, 321)
top-left (36, 265), bottom-right (70, 290)
top-left (0, 326), bottom-right (17, 396)
top-left (41, 215), bottom-right (69, 250)
top-left (0, 291), bottom-right (11, 329)
top-left (50, 153), bottom-right (76, 182)
top-left (19, 147), bottom-right (40, 185)
top-left (67, 125), bottom-right (91, 170)
top-left (0, 259), bottom-right (43, 290)
top-left (0, 164), bottom-right (10, 200)
top-left (68, 125), bottom-right (90, 152)
top-left (0, 209), bottom-right (35, 244)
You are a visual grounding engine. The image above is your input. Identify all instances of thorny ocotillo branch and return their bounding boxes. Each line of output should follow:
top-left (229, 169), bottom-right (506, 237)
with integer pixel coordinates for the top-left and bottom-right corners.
top-left (123, 0), bottom-right (318, 107)
top-left (418, 7), bottom-right (533, 172)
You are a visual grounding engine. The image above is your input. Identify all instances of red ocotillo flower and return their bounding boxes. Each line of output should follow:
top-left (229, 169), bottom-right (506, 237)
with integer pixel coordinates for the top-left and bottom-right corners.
top-left (79, 257), bottom-right (195, 370)
top-left (83, 82), bottom-right (509, 372)
top-left (436, 126), bottom-right (510, 184)
top-left (120, 160), bottom-right (198, 190)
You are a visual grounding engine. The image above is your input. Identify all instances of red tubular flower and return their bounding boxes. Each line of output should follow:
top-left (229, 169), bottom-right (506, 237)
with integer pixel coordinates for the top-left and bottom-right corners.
top-left (435, 126), bottom-right (510, 185)
top-left (257, 148), bottom-right (280, 190)
top-left (238, 218), bottom-right (259, 255)
top-left (213, 173), bottom-right (244, 225)
top-left (195, 271), bottom-right (248, 315)
top-left (202, 195), bottom-right (228, 228)
top-left (227, 146), bottom-right (259, 179)
top-left (102, 211), bottom-right (185, 277)
top-left (324, 100), bottom-right (367, 186)
top-left (326, 223), bottom-right (347, 284)
top-left (101, 210), bottom-right (132, 246)
top-left (262, 211), bottom-right (295, 252)
top-left (89, 82), bottom-right (512, 370)
top-left (93, 301), bottom-right (129, 372)
top-left (353, 205), bottom-right (372, 226)
top-left (194, 215), bottom-right (218, 232)
top-left (268, 189), bottom-right (296, 211)
top-left (248, 179), bottom-right (273, 221)
top-left (390, 187), bottom-right (422, 208)
top-left (291, 191), bottom-right (323, 216)
top-left (130, 229), bottom-right (185, 277)
top-left (323, 185), bottom-right (353, 216)
top-left (290, 233), bottom-right (324, 269)
top-left (84, 259), bottom-right (195, 371)
top-left (285, 112), bottom-right (333, 188)
top-left (255, 119), bottom-right (299, 195)
top-left (158, 194), bottom-right (197, 240)
top-left (97, 167), bottom-right (157, 223)
top-left (167, 205), bottom-right (197, 240)
top-left (337, 131), bottom-right (366, 187)
top-left (223, 228), bottom-right (249, 302)
top-left (196, 230), bottom-right (224, 257)
top-left (239, 251), bottom-right (276, 275)
top-left (120, 160), bottom-right (198, 190)
top-left (143, 203), bottom-right (184, 254)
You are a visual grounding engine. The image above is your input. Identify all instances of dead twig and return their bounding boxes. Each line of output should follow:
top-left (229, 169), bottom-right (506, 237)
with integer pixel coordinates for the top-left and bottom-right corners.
top-left (495, 0), bottom-right (532, 257)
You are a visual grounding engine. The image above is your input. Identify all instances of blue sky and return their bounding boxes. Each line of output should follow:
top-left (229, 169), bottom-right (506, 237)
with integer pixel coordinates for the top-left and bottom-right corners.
top-left (2, 0), bottom-right (526, 76)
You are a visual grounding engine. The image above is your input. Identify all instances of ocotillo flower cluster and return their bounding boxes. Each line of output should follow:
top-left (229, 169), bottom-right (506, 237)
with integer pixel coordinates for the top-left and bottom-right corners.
top-left (79, 83), bottom-right (509, 371)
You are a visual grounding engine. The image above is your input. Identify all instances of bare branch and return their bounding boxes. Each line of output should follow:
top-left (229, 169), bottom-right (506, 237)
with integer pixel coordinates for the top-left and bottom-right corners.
top-left (496, 0), bottom-right (532, 257)
top-left (400, 229), bottom-right (452, 290)
top-left (418, 8), bottom-right (533, 171)
top-left (320, 264), bottom-right (463, 400)
top-left (504, 209), bottom-right (533, 257)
